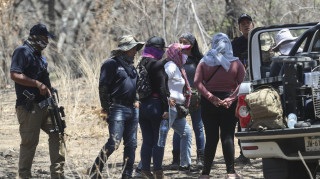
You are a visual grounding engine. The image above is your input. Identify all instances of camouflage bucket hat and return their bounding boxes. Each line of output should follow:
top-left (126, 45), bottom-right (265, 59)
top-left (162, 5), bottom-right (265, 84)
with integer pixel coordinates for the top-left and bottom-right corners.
top-left (111, 35), bottom-right (145, 57)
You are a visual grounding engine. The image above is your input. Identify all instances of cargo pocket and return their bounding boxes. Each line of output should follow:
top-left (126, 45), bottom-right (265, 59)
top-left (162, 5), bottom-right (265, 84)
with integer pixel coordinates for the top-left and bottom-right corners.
top-left (16, 106), bottom-right (29, 125)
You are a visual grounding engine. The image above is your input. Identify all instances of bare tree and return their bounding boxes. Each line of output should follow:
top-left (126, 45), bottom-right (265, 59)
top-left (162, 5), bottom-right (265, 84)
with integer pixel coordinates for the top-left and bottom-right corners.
top-left (1, 0), bottom-right (320, 88)
top-left (225, 0), bottom-right (238, 39)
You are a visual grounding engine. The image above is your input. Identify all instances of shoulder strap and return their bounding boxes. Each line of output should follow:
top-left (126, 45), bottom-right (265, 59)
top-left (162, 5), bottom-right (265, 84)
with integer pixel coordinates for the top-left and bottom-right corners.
top-left (138, 57), bottom-right (148, 68)
top-left (205, 65), bottom-right (221, 83)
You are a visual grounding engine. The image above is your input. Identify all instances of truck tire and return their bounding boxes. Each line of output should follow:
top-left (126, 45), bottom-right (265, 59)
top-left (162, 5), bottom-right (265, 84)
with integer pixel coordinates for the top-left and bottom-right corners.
top-left (262, 158), bottom-right (318, 179)
top-left (263, 158), bottom-right (288, 179)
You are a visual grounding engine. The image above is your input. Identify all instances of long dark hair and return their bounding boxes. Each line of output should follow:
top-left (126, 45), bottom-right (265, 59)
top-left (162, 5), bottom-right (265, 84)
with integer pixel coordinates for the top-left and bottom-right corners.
top-left (191, 39), bottom-right (203, 65)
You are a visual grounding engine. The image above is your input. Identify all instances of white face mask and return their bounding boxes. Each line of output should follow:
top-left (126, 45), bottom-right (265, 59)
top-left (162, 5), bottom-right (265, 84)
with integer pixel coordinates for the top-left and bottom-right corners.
top-left (182, 54), bottom-right (188, 64)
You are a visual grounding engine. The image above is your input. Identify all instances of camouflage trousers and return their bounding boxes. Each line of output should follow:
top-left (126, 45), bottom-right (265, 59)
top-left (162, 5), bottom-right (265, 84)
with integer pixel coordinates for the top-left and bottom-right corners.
top-left (16, 103), bottom-right (65, 179)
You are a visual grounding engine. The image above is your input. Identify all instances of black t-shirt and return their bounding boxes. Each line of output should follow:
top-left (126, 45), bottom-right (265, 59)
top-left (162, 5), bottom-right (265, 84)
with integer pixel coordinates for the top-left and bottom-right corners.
top-left (143, 57), bottom-right (170, 112)
top-left (184, 56), bottom-right (200, 88)
top-left (10, 42), bottom-right (51, 106)
top-left (99, 57), bottom-right (137, 103)
top-left (232, 35), bottom-right (248, 67)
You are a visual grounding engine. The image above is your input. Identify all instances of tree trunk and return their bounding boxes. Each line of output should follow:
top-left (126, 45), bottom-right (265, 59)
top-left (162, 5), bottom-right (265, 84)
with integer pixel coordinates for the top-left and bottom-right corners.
top-left (225, 0), bottom-right (238, 39)
top-left (48, 0), bottom-right (55, 34)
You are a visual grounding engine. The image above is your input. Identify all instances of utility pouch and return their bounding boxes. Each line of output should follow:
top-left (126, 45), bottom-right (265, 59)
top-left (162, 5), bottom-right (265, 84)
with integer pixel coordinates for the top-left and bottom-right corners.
top-left (176, 104), bottom-right (189, 119)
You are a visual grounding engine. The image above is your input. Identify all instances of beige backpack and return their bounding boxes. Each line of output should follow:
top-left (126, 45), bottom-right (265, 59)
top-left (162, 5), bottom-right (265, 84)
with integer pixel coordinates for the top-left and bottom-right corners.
top-left (244, 87), bottom-right (286, 131)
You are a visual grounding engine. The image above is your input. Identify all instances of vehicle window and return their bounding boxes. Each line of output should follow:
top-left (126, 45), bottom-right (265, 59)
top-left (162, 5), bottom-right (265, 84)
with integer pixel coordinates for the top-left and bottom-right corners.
top-left (259, 32), bottom-right (275, 66)
top-left (311, 30), bottom-right (320, 52)
top-left (258, 29), bottom-right (308, 78)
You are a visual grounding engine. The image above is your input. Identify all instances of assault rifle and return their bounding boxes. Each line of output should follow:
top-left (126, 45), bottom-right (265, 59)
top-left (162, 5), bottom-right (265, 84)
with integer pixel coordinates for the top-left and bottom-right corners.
top-left (38, 88), bottom-right (66, 136)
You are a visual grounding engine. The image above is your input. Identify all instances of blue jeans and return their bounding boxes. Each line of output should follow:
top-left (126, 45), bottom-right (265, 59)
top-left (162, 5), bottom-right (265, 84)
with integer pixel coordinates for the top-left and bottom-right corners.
top-left (173, 107), bottom-right (205, 151)
top-left (139, 98), bottom-right (164, 171)
top-left (90, 104), bottom-right (139, 177)
top-left (170, 108), bottom-right (192, 167)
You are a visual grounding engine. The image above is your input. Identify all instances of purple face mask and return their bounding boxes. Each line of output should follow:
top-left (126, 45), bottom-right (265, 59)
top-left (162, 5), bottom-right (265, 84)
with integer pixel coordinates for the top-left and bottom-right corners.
top-left (142, 47), bottom-right (165, 60)
top-left (182, 54), bottom-right (188, 64)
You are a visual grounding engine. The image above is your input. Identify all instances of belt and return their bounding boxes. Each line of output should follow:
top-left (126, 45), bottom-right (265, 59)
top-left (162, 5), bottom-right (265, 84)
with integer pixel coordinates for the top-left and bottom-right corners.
top-left (152, 93), bottom-right (159, 98)
top-left (112, 98), bottom-right (134, 106)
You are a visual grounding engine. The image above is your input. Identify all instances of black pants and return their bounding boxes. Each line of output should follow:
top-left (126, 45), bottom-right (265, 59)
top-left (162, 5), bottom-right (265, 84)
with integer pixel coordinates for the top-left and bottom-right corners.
top-left (201, 92), bottom-right (237, 175)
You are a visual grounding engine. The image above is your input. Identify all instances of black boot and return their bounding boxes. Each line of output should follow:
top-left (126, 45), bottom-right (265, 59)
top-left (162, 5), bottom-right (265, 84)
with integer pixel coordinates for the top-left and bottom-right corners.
top-left (235, 154), bottom-right (251, 165)
top-left (179, 165), bottom-right (199, 173)
top-left (196, 150), bottom-right (204, 169)
top-left (170, 150), bottom-right (180, 170)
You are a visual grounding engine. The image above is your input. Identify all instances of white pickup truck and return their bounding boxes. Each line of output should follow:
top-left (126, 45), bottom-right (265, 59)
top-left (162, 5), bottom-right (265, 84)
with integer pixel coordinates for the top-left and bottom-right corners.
top-left (235, 22), bottom-right (320, 179)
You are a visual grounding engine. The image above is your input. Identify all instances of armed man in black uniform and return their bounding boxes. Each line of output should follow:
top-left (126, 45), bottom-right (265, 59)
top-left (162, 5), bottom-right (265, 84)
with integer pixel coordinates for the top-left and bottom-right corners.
top-left (10, 24), bottom-right (66, 179)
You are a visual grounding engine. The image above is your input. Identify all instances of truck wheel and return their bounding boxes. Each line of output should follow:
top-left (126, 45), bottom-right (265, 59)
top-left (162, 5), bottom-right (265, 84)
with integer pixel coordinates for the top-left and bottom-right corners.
top-left (287, 160), bottom-right (318, 179)
top-left (263, 158), bottom-right (288, 179)
top-left (263, 158), bottom-right (318, 179)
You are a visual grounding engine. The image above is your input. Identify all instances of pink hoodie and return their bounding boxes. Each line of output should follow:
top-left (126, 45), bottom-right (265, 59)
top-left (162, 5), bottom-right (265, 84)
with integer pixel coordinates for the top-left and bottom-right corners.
top-left (194, 60), bottom-right (245, 103)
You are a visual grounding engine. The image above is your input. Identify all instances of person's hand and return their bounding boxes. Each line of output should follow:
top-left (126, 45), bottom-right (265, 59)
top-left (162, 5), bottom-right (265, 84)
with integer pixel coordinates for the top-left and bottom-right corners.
top-left (169, 98), bottom-right (176, 107)
top-left (162, 112), bottom-right (169, 119)
top-left (209, 95), bottom-right (222, 107)
top-left (134, 102), bottom-right (140, 108)
top-left (100, 109), bottom-right (109, 121)
top-left (219, 98), bottom-right (233, 109)
top-left (37, 81), bottom-right (51, 96)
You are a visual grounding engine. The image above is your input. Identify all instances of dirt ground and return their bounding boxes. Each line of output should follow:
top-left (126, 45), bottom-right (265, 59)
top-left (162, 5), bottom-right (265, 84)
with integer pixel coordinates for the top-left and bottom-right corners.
top-left (0, 87), bottom-right (264, 179)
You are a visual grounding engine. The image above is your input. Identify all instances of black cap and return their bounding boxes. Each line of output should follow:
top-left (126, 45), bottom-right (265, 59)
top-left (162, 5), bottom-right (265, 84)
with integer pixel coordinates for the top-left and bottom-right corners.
top-left (238, 14), bottom-right (253, 24)
top-left (146, 36), bottom-right (167, 48)
top-left (30, 24), bottom-right (54, 38)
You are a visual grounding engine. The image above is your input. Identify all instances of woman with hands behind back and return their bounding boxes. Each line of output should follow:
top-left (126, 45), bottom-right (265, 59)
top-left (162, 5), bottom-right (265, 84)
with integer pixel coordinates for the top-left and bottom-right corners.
top-left (194, 33), bottom-right (245, 179)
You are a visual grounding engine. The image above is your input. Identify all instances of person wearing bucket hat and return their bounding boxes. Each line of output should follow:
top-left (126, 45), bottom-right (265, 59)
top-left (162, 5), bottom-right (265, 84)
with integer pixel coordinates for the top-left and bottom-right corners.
top-left (231, 13), bottom-right (254, 165)
top-left (164, 43), bottom-right (195, 172)
top-left (271, 28), bottom-right (299, 55)
top-left (89, 35), bottom-right (144, 179)
top-left (134, 36), bottom-right (170, 179)
top-left (110, 35), bottom-right (145, 57)
top-left (10, 24), bottom-right (66, 179)
top-left (270, 28), bottom-right (302, 77)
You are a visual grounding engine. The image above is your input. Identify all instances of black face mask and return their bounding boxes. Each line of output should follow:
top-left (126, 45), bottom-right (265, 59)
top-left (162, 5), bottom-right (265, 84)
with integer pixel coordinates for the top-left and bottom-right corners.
top-left (116, 55), bottom-right (136, 78)
top-left (123, 54), bottom-right (134, 63)
top-left (27, 35), bottom-right (48, 52)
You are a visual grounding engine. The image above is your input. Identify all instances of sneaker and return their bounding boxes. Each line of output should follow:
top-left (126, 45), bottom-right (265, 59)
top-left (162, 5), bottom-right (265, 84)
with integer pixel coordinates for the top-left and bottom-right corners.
top-left (134, 168), bottom-right (143, 178)
top-left (225, 173), bottom-right (243, 179)
top-left (234, 154), bottom-right (251, 165)
top-left (140, 170), bottom-right (154, 179)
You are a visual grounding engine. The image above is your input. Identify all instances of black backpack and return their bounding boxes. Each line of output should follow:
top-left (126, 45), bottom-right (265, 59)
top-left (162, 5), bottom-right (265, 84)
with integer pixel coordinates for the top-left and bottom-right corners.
top-left (136, 59), bottom-right (152, 100)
